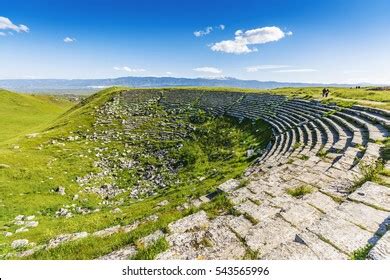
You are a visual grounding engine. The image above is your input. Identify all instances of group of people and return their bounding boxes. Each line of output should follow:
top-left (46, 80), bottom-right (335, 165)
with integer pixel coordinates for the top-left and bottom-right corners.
top-left (322, 88), bottom-right (330, 97)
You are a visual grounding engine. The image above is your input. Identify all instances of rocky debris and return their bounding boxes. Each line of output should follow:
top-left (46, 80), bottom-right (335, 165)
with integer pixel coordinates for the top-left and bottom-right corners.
top-left (11, 239), bottom-right (29, 249)
top-left (146, 214), bottom-right (159, 222)
top-left (138, 230), bottom-right (164, 248)
top-left (55, 186), bottom-right (66, 195)
top-left (15, 227), bottom-right (29, 233)
top-left (246, 149), bottom-right (255, 157)
top-left (0, 163), bottom-right (10, 169)
top-left (55, 208), bottom-right (73, 218)
top-left (17, 245), bottom-right (46, 258)
top-left (26, 133), bottom-right (40, 138)
top-left (85, 184), bottom-right (124, 199)
top-left (123, 221), bottom-right (140, 233)
top-left (25, 221), bottom-right (39, 228)
top-left (14, 215), bottom-right (24, 221)
top-left (3, 232), bottom-right (13, 237)
top-left (348, 181), bottom-right (390, 211)
top-left (48, 232), bottom-right (88, 249)
top-left (111, 208), bottom-right (122, 213)
top-left (92, 225), bottom-right (121, 237)
top-left (98, 245), bottom-right (137, 260)
top-left (157, 200), bottom-right (169, 207)
top-left (368, 231), bottom-right (390, 260)
top-left (73, 194), bottom-right (79, 200)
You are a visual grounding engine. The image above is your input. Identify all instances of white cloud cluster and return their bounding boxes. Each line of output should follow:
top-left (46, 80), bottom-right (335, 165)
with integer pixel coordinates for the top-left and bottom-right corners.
top-left (273, 68), bottom-right (317, 73)
top-left (194, 24), bottom-right (225, 37)
top-left (246, 65), bottom-right (290, 72)
top-left (0, 16), bottom-right (29, 36)
top-left (114, 66), bottom-right (146, 73)
top-left (193, 67), bottom-right (222, 74)
top-left (64, 37), bottom-right (76, 43)
top-left (211, 26), bottom-right (291, 54)
top-left (194, 26), bottom-right (213, 37)
top-left (246, 65), bottom-right (317, 73)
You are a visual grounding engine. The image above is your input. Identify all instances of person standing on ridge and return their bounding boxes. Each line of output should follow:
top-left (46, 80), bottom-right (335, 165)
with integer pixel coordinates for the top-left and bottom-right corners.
top-left (322, 88), bottom-right (327, 97)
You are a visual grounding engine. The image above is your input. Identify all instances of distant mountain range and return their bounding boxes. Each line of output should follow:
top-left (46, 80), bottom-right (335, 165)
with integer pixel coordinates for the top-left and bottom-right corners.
top-left (0, 76), bottom-right (373, 94)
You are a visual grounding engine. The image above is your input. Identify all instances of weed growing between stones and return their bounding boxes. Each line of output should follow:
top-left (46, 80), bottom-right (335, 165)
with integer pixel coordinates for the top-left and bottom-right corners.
top-left (286, 185), bottom-right (313, 198)
top-left (350, 244), bottom-right (374, 260)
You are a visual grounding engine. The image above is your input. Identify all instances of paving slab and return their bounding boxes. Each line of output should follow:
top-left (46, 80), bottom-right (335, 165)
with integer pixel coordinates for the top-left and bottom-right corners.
top-left (308, 215), bottom-right (374, 255)
top-left (262, 241), bottom-right (319, 260)
top-left (367, 231), bottom-right (390, 260)
top-left (296, 231), bottom-right (347, 260)
top-left (168, 210), bottom-right (209, 233)
top-left (335, 201), bottom-right (390, 235)
top-left (303, 191), bottom-right (340, 214)
top-left (280, 203), bottom-right (323, 230)
top-left (245, 217), bottom-right (299, 256)
top-left (348, 181), bottom-right (390, 211)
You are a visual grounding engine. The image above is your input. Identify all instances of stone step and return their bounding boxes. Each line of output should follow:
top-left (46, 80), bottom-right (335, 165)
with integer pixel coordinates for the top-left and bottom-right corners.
top-left (348, 181), bottom-right (390, 212)
top-left (367, 230), bottom-right (390, 260)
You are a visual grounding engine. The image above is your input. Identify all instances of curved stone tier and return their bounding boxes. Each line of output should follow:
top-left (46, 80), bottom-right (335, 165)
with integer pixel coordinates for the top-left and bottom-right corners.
top-left (155, 90), bottom-right (390, 260)
top-left (16, 89), bottom-right (389, 260)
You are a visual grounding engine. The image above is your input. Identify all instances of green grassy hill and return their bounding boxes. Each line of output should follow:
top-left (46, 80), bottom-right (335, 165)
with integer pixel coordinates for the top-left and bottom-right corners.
top-left (0, 87), bottom-right (271, 259)
top-left (0, 89), bottom-right (74, 143)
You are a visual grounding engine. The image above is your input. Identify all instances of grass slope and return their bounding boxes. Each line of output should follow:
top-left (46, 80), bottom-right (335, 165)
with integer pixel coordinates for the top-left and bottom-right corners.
top-left (0, 89), bottom-right (74, 143)
top-left (0, 87), bottom-right (271, 259)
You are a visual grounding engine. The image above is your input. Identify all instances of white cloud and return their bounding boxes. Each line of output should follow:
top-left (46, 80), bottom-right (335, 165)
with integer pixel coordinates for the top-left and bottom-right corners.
top-left (64, 37), bottom-right (76, 43)
top-left (0, 16), bottom-right (29, 34)
top-left (194, 24), bottom-right (226, 37)
top-left (194, 26), bottom-right (213, 37)
top-left (113, 66), bottom-right (146, 73)
top-left (246, 65), bottom-right (290, 72)
top-left (193, 67), bottom-right (222, 74)
top-left (211, 26), bottom-right (290, 54)
top-left (166, 71), bottom-right (173, 75)
top-left (273, 68), bottom-right (317, 73)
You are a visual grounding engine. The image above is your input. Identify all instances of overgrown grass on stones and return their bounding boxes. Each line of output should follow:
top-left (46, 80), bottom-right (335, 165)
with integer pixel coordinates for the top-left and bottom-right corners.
top-left (286, 185), bottom-right (313, 198)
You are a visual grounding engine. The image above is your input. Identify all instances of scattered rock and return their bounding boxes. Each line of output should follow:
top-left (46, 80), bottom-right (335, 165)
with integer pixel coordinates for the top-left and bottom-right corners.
top-left (55, 186), bottom-right (66, 196)
top-left (92, 225), bottom-right (121, 237)
top-left (111, 208), bottom-right (122, 213)
top-left (48, 232), bottom-right (88, 249)
top-left (0, 163), bottom-right (10, 169)
top-left (157, 200), bottom-right (169, 207)
top-left (138, 230), bottom-right (164, 248)
top-left (25, 221), bottom-right (39, 228)
top-left (15, 227), bottom-right (29, 233)
top-left (55, 208), bottom-right (73, 218)
top-left (11, 239), bottom-right (29, 249)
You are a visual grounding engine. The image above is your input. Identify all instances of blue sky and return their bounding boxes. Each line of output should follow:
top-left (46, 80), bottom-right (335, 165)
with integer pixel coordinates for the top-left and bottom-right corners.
top-left (1, 0), bottom-right (390, 83)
